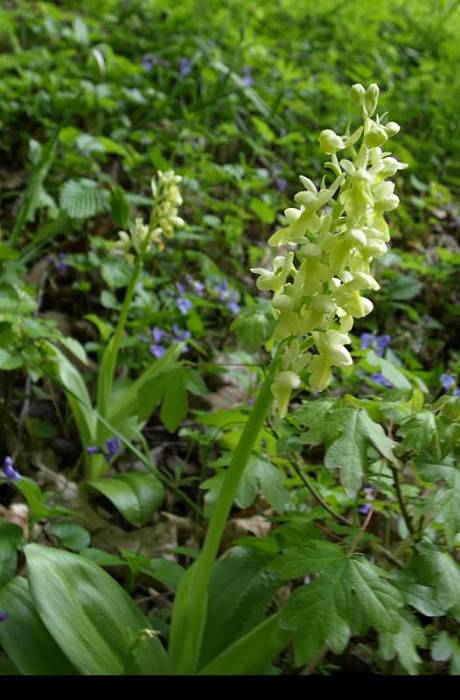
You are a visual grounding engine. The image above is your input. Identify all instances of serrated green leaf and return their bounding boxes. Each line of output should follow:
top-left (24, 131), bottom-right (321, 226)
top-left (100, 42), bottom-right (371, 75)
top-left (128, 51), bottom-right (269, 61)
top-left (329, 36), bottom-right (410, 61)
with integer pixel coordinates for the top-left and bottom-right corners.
top-left (358, 410), bottom-right (398, 465)
top-left (379, 611), bottom-right (426, 675)
top-left (325, 409), bottom-right (365, 495)
top-left (270, 540), bottom-right (347, 580)
top-left (349, 556), bottom-right (404, 633)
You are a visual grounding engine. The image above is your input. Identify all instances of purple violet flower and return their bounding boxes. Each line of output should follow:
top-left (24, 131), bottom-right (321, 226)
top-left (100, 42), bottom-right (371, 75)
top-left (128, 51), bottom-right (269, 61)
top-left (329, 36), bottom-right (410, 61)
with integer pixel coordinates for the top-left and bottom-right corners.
top-left (227, 299), bottom-right (240, 315)
top-left (152, 327), bottom-right (166, 344)
top-left (456, 389), bottom-right (460, 398)
top-left (179, 58), bottom-right (192, 77)
top-left (3, 456), bottom-right (21, 481)
top-left (150, 344), bottom-right (166, 358)
top-left (360, 332), bottom-right (374, 350)
top-left (177, 297), bottom-right (193, 315)
top-left (375, 334), bottom-right (391, 357)
top-left (172, 324), bottom-right (191, 341)
top-left (0, 611), bottom-right (9, 622)
top-left (358, 503), bottom-right (373, 515)
top-left (192, 280), bottom-right (205, 296)
top-left (86, 446), bottom-right (101, 454)
top-left (276, 177), bottom-right (288, 192)
top-left (176, 282), bottom-right (186, 295)
top-left (441, 373), bottom-right (456, 390)
top-left (371, 372), bottom-right (393, 388)
top-left (105, 437), bottom-right (121, 458)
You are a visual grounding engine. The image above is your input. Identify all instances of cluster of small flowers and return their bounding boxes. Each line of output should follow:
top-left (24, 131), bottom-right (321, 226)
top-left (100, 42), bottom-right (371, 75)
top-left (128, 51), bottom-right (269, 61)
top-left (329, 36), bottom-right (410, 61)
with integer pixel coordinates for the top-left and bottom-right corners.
top-left (114, 171), bottom-right (184, 260)
top-left (174, 276), bottom-right (240, 317)
top-left (215, 279), bottom-right (240, 315)
top-left (149, 324), bottom-right (191, 358)
top-left (251, 83), bottom-right (406, 416)
top-left (360, 332), bottom-right (391, 357)
top-left (86, 436), bottom-right (121, 462)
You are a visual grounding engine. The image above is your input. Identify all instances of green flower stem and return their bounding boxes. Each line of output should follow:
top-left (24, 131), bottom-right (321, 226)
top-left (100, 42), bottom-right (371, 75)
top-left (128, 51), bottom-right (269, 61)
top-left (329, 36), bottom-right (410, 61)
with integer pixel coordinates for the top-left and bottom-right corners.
top-left (96, 256), bottom-right (143, 418)
top-left (86, 256), bottom-right (143, 480)
top-left (171, 352), bottom-right (280, 672)
top-left (198, 353), bottom-right (279, 574)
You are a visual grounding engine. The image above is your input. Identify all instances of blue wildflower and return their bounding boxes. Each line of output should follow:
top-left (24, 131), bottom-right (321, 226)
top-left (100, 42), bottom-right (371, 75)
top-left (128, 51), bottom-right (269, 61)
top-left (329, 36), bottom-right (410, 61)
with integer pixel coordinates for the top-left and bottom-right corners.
top-left (172, 324), bottom-right (191, 341)
top-left (86, 446), bottom-right (101, 454)
top-left (0, 611), bottom-right (9, 622)
top-left (150, 344), bottom-right (166, 358)
top-left (358, 503), bottom-right (373, 515)
top-left (371, 372), bottom-right (393, 388)
top-left (360, 332), bottom-right (374, 350)
top-left (375, 334), bottom-right (391, 357)
top-left (179, 58), bottom-right (192, 76)
top-left (191, 280), bottom-right (205, 296)
top-left (3, 456), bottom-right (21, 481)
top-left (456, 389), bottom-right (460, 398)
top-left (227, 299), bottom-right (240, 315)
top-left (177, 297), bottom-right (193, 315)
top-left (441, 373), bottom-right (456, 390)
top-left (176, 282), bottom-right (186, 295)
top-left (276, 177), bottom-right (288, 192)
top-left (105, 437), bottom-right (121, 458)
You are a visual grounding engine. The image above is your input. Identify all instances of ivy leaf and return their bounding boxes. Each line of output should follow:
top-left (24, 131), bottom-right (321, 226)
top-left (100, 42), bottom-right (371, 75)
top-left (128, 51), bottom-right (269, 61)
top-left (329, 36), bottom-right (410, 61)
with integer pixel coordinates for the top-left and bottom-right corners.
top-left (325, 409), bottom-right (365, 495)
top-left (391, 569), bottom-right (446, 617)
top-left (270, 540), bottom-right (347, 580)
top-left (414, 545), bottom-right (460, 621)
top-left (358, 410), bottom-right (398, 465)
top-left (140, 366), bottom-right (207, 433)
top-left (278, 542), bottom-right (404, 665)
top-left (378, 611), bottom-right (426, 675)
top-left (349, 556), bottom-right (404, 633)
top-left (432, 472), bottom-right (460, 546)
top-left (283, 574), bottom-right (351, 665)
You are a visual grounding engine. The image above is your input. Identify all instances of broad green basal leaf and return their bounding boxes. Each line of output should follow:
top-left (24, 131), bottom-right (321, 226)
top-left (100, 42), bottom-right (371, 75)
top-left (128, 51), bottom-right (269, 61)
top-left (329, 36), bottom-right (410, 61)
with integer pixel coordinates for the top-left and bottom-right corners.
top-left (25, 544), bottom-right (169, 675)
top-left (87, 471), bottom-right (164, 527)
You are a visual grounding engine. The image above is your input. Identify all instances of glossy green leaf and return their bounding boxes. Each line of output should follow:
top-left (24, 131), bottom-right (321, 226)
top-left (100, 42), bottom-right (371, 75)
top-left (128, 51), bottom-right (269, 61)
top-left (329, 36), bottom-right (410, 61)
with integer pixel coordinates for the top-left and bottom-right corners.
top-left (87, 471), bottom-right (164, 527)
top-left (199, 612), bottom-right (292, 675)
top-left (0, 577), bottom-right (77, 675)
top-left (0, 521), bottom-right (22, 587)
top-left (25, 544), bottom-right (169, 675)
top-left (199, 547), bottom-right (281, 668)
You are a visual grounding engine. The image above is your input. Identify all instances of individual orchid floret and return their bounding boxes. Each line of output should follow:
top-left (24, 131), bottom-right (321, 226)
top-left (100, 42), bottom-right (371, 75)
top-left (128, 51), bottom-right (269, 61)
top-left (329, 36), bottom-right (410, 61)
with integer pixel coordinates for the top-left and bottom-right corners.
top-left (252, 83), bottom-right (406, 415)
